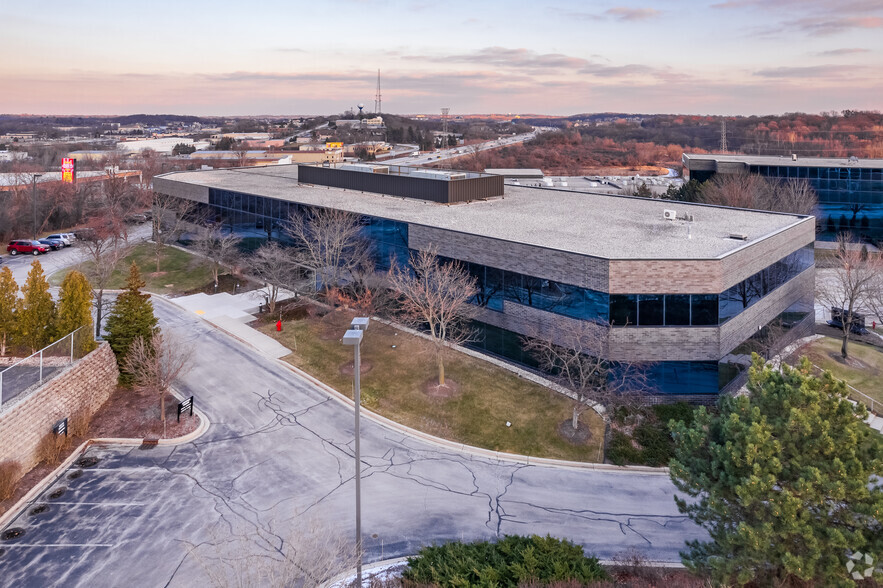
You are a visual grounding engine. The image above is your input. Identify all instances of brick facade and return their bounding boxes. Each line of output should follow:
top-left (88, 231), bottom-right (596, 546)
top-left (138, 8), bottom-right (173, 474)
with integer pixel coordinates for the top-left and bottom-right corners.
top-left (0, 343), bottom-right (119, 473)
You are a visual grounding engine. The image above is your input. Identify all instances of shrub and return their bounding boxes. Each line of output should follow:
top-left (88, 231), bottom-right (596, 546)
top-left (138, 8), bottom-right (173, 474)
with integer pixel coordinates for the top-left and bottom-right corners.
top-left (606, 430), bottom-right (642, 466)
top-left (0, 460), bottom-right (22, 501)
top-left (69, 408), bottom-right (92, 438)
top-left (633, 423), bottom-right (674, 467)
top-left (35, 432), bottom-right (70, 466)
top-left (651, 402), bottom-right (695, 429)
top-left (402, 535), bottom-right (607, 587)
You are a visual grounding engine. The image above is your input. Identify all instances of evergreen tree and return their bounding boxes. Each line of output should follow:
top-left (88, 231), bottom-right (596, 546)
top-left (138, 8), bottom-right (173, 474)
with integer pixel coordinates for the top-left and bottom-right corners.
top-left (670, 355), bottom-right (883, 587)
top-left (55, 270), bottom-right (97, 354)
top-left (0, 267), bottom-right (18, 356)
top-left (105, 262), bottom-right (158, 380)
top-left (16, 260), bottom-right (56, 353)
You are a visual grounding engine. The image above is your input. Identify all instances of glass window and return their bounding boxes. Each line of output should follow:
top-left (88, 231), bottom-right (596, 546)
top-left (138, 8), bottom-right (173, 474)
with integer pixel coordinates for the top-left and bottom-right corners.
top-left (692, 294), bottom-right (718, 326)
top-left (638, 294), bottom-right (664, 326)
top-left (665, 295), bottom-right (691, 326)
top-left (610, 295), bottom-right (637, 326)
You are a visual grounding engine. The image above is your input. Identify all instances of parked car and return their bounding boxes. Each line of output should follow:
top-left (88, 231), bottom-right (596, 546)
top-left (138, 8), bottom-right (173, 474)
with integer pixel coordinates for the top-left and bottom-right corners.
top-left (38, 238), bottom-right (64, 251)
top-left (7, 240), bottom-right (49, 256)
top-left (45, 233), bottom-right (72, 246)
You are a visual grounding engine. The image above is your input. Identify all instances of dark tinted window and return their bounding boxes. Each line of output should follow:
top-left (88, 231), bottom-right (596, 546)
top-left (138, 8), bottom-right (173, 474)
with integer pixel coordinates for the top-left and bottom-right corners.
top-left (692, 294), bottom-right (718, 325)
top-left (610, 295), bottom-right (637, 326)
top-left (665, 295), bottom-right (691, 326)
top-left (638, 294), bottom-right (664, 326)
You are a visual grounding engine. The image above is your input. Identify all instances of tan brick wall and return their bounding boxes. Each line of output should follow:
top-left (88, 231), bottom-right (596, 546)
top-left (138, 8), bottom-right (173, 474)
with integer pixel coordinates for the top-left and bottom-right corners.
top-left (608, 260), bottom-right (721, 294)
top-left (0, 343), bottom-right (119, 472)
top-left (719, 219), bottom-right (815, 291)
top-left (408, 224), bottom-right (609, 291)
top-left (608, 327), bottom-right (720, 362)
top-left (154, 176), bottom-right (210, 204)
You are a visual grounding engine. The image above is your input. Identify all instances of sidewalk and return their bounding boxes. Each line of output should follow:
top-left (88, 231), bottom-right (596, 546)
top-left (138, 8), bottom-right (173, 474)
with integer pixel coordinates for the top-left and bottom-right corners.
top-left (164, 290), bottom-right (292, 359)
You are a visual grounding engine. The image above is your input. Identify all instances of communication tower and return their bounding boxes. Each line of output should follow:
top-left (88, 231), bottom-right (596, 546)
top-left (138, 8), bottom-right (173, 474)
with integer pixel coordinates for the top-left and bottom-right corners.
top-left (374, 70), bottom-right (382, 114)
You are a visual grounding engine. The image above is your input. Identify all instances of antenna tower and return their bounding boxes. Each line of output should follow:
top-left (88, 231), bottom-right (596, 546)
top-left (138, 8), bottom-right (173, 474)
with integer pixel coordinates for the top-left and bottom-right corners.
top-left (720, 118), bottom-right (728, 153)
top-left (374, 69), bottom-right (382, 114)
top-left (441, 107), bottom-right (450, 136)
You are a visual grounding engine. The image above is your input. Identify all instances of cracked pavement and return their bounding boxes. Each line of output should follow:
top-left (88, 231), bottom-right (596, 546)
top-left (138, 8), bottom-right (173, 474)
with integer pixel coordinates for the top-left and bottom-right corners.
top-left (0, 299), bottom-right (704, 586)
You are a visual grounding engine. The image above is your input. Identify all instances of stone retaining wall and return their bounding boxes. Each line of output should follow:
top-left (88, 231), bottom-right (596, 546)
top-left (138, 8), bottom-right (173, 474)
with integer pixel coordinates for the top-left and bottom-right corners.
top-left (0, 342), bottom-right (119, 472)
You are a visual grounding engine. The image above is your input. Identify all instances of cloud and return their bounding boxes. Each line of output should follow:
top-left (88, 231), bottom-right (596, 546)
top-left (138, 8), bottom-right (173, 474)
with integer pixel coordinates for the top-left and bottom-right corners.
top-left (753, 64), bottom-right (868, 79)
top-left (788, 15), bottom-right (883, 35)
top-left (815, 47), bottom-right (871, 56)
top-left (713, 0), bottom-right (883, 35)
top-left (604, 7), bottom-right (660, 21)
top-left (274, 47), bottom-right (307, 53)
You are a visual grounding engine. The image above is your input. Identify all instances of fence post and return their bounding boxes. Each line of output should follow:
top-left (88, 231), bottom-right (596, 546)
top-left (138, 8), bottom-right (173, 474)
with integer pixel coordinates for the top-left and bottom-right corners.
top-left (70, 330), bottom-right (74, 363)
top-left (39, 349), bottom-right (44, 383)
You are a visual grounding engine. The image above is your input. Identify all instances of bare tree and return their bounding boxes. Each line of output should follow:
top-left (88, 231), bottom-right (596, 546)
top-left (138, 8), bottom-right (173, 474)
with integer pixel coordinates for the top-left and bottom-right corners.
top-left (78, 216), bottom-right (133, 338)
top-left (700, 173), bottom-right (817, 215)
top-left (816, 233), bottom-right (883, 358)
top-left (284, 208), bottom-right (373, 291)
top-left (193, 226), bottom-right (242, 287)
top-left (388, 247), bottom-right (478, 387)
top-left (152, 192), bottom-right (197, 272)
top-left (246, 241), bottom-right (314, 314)
top-left (522, 321), bottom-right (650, 430)
top-left (124, 331), bottom-right (193, 438)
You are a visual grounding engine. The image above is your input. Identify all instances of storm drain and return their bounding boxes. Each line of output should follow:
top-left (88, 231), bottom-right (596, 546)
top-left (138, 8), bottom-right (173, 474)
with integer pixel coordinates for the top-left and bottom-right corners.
top-left (68, 470), bottom-right (83, 480)
top-left (48, 487), bottom-right (67, 500)
top-left (29, 504), bottom-right (49, 516)
top-left (1, 528), bottom-right (25, 541)
top-left (74, 456), bottom-right (99, 468)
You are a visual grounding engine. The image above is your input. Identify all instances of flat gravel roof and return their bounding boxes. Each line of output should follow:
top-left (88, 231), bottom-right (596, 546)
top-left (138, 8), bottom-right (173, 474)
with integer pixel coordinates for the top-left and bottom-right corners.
top-left (158, 165), bottom-right (810, 260)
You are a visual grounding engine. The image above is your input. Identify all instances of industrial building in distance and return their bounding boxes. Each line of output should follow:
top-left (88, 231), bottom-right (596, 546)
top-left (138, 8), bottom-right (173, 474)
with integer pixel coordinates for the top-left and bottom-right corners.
top-left (683, 153), bottom-right (883, 238)
top-left (155, 163), bottom-right (815, 397)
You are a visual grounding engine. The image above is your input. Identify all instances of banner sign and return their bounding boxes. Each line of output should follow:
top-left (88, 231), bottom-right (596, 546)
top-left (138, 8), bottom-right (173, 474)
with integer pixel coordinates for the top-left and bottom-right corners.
top-left (53, 418), bottom-right (68, 437)
top-left (325, 142), bottom-right (343, 150)
top-left (61, 158), bottom-right (76, 183)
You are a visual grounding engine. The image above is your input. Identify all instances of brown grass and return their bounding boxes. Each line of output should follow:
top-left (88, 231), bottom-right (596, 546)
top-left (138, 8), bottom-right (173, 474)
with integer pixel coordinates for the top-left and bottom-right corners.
top-left (35, 432), bottom-right (71, 466)
top-left (68, 408), bottom-right (92, 438)
top-left (0, 460), bottom-right (22, 501)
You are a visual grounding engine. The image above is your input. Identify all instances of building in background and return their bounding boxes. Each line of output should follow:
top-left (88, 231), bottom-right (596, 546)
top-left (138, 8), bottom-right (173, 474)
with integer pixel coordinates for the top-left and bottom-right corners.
top-left (683, 153), bottom-right (883, 237)
top-left (154, 163), bottom-right (814, 398)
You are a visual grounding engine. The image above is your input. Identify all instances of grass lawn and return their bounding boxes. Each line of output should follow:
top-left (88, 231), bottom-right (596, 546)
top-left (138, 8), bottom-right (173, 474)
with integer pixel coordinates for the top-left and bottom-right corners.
top-left (794, 336), bottom-right (883, 406)
top-left (51, 243), bottom-right (217, 296)
top-left (259, 309), bottom-right (605, 462)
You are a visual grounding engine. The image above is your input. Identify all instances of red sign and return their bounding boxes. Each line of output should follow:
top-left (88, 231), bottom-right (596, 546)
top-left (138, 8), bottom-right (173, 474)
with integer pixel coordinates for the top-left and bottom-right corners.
top-left (61, 158), bottom-right (76, 183)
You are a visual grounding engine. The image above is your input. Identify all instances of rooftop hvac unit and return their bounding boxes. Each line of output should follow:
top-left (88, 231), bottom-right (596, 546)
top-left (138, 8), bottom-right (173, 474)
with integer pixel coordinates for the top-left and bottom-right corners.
top-left (340, 163), bottom-right (389, 174)
top-left (728, 233), bottom-right (749, 241)
top-left (663, 209), bottom-right (677, 221)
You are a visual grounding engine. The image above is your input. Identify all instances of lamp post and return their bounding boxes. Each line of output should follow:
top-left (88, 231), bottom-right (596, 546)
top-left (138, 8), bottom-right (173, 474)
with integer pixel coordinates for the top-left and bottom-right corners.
top-left (342, 316), bottom-right (369, 586)
top-left (32, 173), bottom-right (42, 240)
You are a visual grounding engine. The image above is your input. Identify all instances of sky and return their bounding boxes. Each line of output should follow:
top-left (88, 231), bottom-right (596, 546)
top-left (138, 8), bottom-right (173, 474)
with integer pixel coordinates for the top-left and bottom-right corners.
top-left (2, 0), bottom-right (883, 116)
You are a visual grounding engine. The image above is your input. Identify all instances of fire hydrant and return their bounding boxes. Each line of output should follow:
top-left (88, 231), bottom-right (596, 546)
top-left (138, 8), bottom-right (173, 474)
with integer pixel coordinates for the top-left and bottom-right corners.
top-left (276, 319), bottom-right (282, 332)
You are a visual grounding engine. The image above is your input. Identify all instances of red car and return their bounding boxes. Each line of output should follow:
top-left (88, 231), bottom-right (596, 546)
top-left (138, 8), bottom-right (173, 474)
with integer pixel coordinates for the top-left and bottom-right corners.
top-left (7, 240), bottom-right (49, 256)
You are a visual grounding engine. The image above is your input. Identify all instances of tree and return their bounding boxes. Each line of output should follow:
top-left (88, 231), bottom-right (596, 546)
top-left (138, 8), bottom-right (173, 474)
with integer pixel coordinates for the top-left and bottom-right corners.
top-left (662, 179), bottom-right (704, 203)
top-left (699, 173), bottom-right (817, 215)
top-left (192, 226), bottom-right (241, 287)
top-left (215, 136), bottom-right (234, 151)
top-left (124, 331), bottom-right (193, 437)
top-left (632, 182), bottom-right (652, 197)
top-left (670, 356), bottom-right (883, 587)
top-left (78, 216), bottom-right (132, 338)
top-left (0, 267), bottom-right (18, 356)
top-left (172, 143), bottom-right (195, 156)
top-left (816, 233), bottom-right (882, 358)
top-left (388, 247), bottom-right (478, 386)
top-left (105, 262), bottom-right (158, 379)
top-left (284, 207), bottom-right (372, 291)
top-left (16, 261), bottom-right (56, 352)
top-left (55, 270), bottom-right (96, 354)
top-left (522, 321), bottom-right (649, 430)
top-left (246, 241), bottom-right (313, 314)
top-left (152, 192), bottom-right (196, 272)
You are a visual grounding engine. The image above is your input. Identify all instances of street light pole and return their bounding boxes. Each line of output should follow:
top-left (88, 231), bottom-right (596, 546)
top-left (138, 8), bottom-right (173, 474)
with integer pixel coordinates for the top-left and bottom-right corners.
top-left (342, 317), bottom-right (369, 586)
top-left (32, 173), bottom-right (42, 240)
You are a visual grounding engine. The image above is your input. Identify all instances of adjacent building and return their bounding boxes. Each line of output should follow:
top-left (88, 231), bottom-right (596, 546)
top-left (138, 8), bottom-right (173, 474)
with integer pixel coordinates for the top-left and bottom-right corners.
top-left (154, 163), bottom-right (815, 398)
top-left (683, 153), bottom-right (883, 237)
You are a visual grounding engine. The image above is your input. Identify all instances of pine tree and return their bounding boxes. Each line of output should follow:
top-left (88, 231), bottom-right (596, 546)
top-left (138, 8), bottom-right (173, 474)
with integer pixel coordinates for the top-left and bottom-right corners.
top-left (0, 266), bottom-right (18, 356)
top-left (55, 270), bottom-right (97, 354)
top-left (16, 260), bottom-right (56, 353)
top-left (670, 355), bottom-right (883, 587)
top-left (105, 262), bottom-right (158, 381)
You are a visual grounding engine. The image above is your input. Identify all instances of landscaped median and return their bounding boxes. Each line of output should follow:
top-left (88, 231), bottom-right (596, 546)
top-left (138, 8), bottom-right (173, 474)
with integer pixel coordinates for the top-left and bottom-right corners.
top-left (257, 306), bottom-right (606, 463)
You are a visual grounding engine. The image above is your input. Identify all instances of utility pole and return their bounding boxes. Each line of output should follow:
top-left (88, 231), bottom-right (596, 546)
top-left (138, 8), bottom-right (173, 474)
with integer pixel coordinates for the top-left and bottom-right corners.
top-left (720, 118), bottom-right (728, 154)
top-left (32, 173), bottom-right (42, 240)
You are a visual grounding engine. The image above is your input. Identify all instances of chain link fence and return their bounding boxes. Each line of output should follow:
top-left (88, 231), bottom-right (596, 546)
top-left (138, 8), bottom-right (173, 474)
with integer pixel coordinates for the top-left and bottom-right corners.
top-left (0, 326), bottom-right (94, 411)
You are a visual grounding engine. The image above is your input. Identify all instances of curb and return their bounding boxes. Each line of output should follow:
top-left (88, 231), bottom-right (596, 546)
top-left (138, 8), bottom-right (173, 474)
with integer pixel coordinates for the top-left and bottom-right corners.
top-left (157, 294), bottom-right (668, 474)
top-left (0, 392), bottom-right (210, 532)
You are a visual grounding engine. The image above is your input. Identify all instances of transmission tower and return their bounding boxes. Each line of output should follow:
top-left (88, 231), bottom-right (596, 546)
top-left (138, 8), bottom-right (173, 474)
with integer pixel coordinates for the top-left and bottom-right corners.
top-left (720, 118), bottom-right (728, 153)
top-left (441, 107), bottom-right (450, 136)
top-left (374, 69), bottom-right (382, 115)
